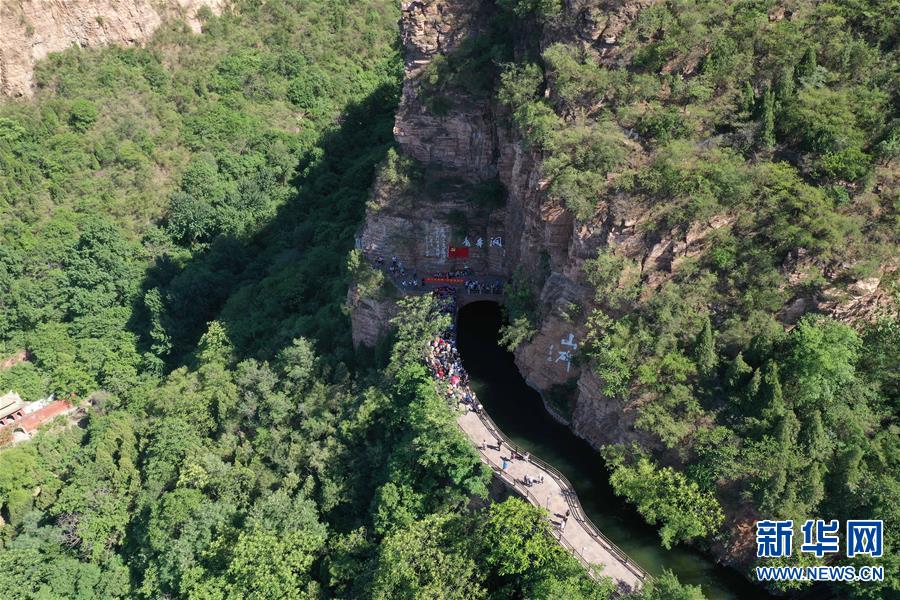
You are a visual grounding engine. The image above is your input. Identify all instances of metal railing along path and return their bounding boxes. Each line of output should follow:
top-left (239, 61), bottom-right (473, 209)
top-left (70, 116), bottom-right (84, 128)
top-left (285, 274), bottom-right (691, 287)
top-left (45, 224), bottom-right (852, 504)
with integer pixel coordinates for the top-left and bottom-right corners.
top-left (478, 454), bottom-right (603, 578)
top-left (470, 406), bottom-right (650, 584)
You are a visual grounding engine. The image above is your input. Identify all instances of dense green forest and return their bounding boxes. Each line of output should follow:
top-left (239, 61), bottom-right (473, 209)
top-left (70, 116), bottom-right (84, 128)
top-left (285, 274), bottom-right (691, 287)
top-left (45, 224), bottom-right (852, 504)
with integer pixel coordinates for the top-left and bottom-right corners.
top-left (0, 0), bottom-right (897, 597)
top-left (0, 0), bottom-right (703, 597)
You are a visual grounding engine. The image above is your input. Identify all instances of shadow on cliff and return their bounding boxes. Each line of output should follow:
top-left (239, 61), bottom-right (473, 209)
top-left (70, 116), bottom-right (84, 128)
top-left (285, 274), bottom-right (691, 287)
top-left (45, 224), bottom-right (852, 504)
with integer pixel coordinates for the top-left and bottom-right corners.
top-left (128, 82), bottom-right (400, 371)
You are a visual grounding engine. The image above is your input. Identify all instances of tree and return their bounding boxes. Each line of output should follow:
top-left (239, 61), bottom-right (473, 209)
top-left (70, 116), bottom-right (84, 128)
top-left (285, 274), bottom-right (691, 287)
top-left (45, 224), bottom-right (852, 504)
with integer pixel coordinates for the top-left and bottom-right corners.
top-left (801, 409), bottom-right (830, 462)
top-left (63, 217), bottom-right (141, 319)
top-left (481, 498), bottom-right (614, 597)
top-left (396, 361), bottom-right (489, 500)
top-left (223, 527), bottom-right (326, 599)
top-left (694, 315), bottom-right (716, 377)
top-left (371, 513), bottom-right (486, 600)
top-left (605, 449), bottom-right (724, 548)
top-left (498, 0), bottom-right (562, 21)
top-left (498, 315), bottom-right (537, 351)
top-left (740, 81), bottom-right (755, 114)
top-left (783, 315), bottom-right (860, 412)
top-left (752, 360), bottom-right (785, 430)
top-left (638, 569), bottom-right (705, 600)
top-left (144, 287), bottom-right (173, 359)
top-left (482, 498), bottom-right (564, 579)
top-left (725, 352), bottom-right (752, 388)
top-left (759, 409), bottom-right (801, 516)
top-left (389, 295), bottom-right (449, 369)
top-left (276, 337), bottom-right (319, 394)
top-left (370, 482), bottom-right (425, 535)
top-left (795, 47), bottom-right (817, 82)
top-left (531, 570), bottom-right (615, 600)
top-left (143, 487), bottom-right (233, 596)
top-left (758, 87), bottom-right (776, 149)
top-left (346, 249), bottom-right (385, 299)
top-left (51, 413), bottom-right (140, 562)
top-left (68, 99), bottom-right (98, 132)
top-left (584, 310), bottom-right (635, 398)
top-left (197, 320), bottom-right (234, 367)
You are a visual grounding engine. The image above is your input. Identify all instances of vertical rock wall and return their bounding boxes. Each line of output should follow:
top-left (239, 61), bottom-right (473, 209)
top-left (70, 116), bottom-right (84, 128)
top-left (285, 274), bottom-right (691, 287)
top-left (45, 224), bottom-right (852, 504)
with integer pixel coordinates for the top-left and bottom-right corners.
top-left (353, 0), bottom-right (692, 449)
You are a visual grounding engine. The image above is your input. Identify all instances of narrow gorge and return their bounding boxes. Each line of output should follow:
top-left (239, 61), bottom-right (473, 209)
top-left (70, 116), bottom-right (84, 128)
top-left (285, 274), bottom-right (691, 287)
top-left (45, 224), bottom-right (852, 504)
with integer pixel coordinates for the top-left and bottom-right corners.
top-left (350, 0), bottom-right (897, 595)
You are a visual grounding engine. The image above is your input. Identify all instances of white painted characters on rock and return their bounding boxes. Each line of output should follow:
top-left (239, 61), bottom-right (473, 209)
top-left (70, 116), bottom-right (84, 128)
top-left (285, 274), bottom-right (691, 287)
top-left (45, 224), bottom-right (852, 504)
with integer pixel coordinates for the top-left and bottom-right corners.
top-left (554, 333), bottom-right (577, 373)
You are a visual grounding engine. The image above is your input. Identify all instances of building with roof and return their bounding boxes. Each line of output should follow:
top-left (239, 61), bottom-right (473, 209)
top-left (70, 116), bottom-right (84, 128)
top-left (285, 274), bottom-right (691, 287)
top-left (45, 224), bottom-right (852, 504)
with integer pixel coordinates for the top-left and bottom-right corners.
top-left (0, 391), bottom-right (26, 426)
top-left (0, 391), bottom-right (75, 445)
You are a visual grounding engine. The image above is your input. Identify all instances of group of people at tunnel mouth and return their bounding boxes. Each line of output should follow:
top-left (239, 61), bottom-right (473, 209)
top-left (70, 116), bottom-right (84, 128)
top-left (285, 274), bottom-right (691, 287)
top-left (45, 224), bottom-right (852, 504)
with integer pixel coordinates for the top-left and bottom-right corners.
top-left (425, 286), bottom-right (485, 413)
top-left (424, 286), bottom-right (547, 495)
top-left (369, 254), bottom-right (506, 293)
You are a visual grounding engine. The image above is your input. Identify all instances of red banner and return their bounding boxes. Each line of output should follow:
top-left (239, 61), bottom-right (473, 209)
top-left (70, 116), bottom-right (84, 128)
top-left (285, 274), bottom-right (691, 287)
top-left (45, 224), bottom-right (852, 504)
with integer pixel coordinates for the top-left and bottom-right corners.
top-left (424, 277), bottom-right (464, 284)
top-left (448, 245), bottom-right (469, 258)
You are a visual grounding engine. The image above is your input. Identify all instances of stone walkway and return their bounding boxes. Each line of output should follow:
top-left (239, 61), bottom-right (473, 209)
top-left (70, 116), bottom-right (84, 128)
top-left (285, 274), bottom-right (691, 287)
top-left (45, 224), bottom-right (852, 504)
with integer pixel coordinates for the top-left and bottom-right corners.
top-left (456, 404), bottom-right (648, 594)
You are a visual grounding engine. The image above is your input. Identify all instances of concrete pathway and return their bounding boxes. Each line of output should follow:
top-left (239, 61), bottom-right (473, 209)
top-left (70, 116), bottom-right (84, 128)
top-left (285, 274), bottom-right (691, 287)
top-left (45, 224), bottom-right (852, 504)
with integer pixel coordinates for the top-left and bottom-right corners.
top-left (456, 404), bottom-right (648, 594)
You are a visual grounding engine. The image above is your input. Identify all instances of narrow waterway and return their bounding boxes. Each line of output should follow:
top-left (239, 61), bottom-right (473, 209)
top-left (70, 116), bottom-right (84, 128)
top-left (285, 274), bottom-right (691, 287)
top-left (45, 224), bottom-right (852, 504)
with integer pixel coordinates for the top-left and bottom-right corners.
top-left (456, 301), bottom-right (776, 600)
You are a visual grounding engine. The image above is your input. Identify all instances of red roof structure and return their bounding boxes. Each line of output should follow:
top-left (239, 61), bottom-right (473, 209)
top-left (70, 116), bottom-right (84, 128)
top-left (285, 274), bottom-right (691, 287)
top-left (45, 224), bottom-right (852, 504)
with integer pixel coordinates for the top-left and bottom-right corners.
top-left (12, 400), bottom-right (72, 434)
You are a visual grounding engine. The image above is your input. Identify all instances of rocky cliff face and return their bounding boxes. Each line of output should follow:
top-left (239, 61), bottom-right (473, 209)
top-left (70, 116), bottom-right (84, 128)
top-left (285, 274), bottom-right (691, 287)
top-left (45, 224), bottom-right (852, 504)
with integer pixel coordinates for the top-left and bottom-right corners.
top-left (355, 0), bottom-right (894, 452)
top-left (349, 288), bottom-right (398, 350)
top-left (0, 0), bottom-right (223, 96)
top-left (357, 0), bottom-right (663, 446)
top-left (356, 0), bottom-right (612, 438)
top-left (358, 0), bottom-right (506, 278)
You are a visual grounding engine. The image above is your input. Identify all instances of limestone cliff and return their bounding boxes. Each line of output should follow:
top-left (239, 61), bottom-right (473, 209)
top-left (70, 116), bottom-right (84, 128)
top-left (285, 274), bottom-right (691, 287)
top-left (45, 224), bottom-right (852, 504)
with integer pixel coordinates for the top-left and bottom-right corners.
top-left (348, 288), bottom-right (398, 350)
top-left (0, 0), bottom-right (223, 97)
top-left (357, 0), bottom-right (687, 441)
top-left (355, 0), bottom-right (894, 440)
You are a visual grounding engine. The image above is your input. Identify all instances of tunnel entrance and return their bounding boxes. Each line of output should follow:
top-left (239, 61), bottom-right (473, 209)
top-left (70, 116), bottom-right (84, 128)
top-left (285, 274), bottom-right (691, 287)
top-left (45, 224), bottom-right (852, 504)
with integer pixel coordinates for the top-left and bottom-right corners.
top-left (455, 301), bottom-right (780, 600)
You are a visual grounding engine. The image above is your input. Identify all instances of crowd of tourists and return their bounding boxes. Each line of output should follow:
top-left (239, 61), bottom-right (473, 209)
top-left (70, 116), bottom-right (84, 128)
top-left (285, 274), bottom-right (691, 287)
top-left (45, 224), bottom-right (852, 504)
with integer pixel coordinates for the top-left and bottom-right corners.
top-left (371, 255), bottom-right (422, 288)
top-left (463, 278), bottom-right (504, 295)
top-left (432, 285), bottom-right (458, 318)
top-left (367, 252), bottom-right (505, 295)
top-left (427, 287), bottom-right (479, 411)
top-left (431, 268), bottom-right (472, 279)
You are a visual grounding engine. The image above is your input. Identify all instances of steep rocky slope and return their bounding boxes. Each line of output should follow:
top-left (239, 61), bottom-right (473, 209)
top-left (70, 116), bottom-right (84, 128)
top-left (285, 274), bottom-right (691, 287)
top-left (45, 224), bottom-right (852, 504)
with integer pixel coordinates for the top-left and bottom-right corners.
top-left (0, 0), bottom-right (223, 96)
